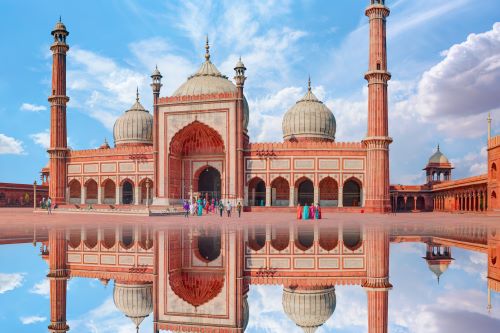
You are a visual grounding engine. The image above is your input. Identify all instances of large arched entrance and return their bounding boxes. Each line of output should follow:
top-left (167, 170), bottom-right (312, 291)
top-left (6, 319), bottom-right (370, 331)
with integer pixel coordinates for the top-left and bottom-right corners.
top-left (197, 167), bottom-right (221, 201)
top-left (122, 180), bottom-right (134, 204)
top-left (343, 178), bottom-right (361, 207)
top-left (169, 121), bottom-right (225, 201)
top-left (248, 177), bottom-right (265, 206)
top-left (68, 179), bottom-right (81, 204)
top-left (297, 178), bottom-right (314, 206)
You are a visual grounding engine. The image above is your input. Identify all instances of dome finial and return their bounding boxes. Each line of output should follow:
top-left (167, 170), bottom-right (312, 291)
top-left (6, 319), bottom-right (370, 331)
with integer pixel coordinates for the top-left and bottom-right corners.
top-left (136, 86), bottom-right (139, 102)
top-left (437, 144), bottom-right (440, 152)
top-left (59, 15), bottom-right (62, 22)
top-left (308, 75), bottom-right (311, 92)
top-left (205, 35), bottom-right (210, 61)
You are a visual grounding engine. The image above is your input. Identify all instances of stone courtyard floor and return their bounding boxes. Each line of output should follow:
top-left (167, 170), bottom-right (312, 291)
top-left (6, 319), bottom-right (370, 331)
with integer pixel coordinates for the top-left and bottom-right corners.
top-left (0, 207), bottom-right (498, 227)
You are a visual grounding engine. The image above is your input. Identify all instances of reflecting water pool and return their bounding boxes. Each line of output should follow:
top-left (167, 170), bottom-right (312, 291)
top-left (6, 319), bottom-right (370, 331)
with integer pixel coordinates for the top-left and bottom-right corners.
top-left (0, 219), bottom-right (499, 333)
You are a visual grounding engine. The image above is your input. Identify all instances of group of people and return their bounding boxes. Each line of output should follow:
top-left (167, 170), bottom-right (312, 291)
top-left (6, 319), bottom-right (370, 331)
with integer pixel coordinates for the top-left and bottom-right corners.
top-left (182, 197), bottom-right (242, 218)
top-left (40, 196), bottom-right (53, 214)
top-left (296, 203), bottom-right (322, 220)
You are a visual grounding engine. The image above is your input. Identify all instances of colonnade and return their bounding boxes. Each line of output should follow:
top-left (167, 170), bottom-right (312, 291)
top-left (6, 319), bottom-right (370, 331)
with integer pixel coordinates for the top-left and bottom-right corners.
top-left (433, 189), bottom-right (488, 212)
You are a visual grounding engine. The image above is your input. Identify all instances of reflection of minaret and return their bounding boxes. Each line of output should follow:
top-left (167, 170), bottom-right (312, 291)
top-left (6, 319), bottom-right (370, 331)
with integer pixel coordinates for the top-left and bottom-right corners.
top-left (423, 244), bottom-right (454, 284)
top-left (363, 224), bottom-right (392, 333)
top-left (363, 0), bottom-right (392, 213)
top-left (282, 286), bottom-right (336, 333)
top-left (47, 228), bottom-right (69, 333)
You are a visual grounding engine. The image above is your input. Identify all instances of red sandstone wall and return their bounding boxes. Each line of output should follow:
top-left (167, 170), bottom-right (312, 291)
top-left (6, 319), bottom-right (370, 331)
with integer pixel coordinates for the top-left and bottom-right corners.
top-left (488, 136), bottom-right (500, 210)
top-left (0, 183), bottom-right (48, 207)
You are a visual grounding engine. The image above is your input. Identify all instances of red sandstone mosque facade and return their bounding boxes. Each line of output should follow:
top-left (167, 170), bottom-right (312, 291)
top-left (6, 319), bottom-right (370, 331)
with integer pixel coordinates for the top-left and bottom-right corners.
top-left (1, 0), bottom-right (497, 213)
top-left (42, 0), bottom-right (393, 213)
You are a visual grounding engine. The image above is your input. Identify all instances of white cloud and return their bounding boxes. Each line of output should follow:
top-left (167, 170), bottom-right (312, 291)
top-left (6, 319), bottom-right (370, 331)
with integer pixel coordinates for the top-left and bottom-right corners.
top-left (0, 273), bottom-right (24, 293)
top-left (29, 278), bottom-right (50, 297)
top-left (0, 133), bottom-right (24, 155)
top-left (20, 103), bottom-right (47, 112)
top-left (408, 23), bottom-right (500, 138)
top-left (20, 315), bottom-right (47, 325)
top-left (30, 130), bottom-right (50, 149)
top-left (69, 297), bottom-right (153, 333)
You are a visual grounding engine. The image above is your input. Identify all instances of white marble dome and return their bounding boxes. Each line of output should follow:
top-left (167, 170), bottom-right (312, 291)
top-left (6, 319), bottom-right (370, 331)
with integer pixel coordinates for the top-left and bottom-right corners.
top-left (282, 81), bottom-right (336, 142)
top-left (282, 286), bottom-right (336, 333)
top-left (113, 282), bottom-right (153, 329)
top-left (172, 41), bottom-right (249, 131)
top-left (113, 91), bottom-right (153, 147)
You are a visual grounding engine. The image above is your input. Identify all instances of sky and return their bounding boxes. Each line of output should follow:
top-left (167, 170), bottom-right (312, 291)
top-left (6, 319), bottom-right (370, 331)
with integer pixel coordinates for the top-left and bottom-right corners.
top-left (0, 240), bottom-right (498, 332)
top-left (0, 0), bottom-right (499, 185)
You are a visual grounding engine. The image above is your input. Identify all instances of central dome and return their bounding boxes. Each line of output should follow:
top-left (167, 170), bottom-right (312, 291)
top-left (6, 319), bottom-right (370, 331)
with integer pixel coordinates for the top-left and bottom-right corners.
top-left (282, 79), bottom-right (336, 142)
top-left (172, 38), bottom-right (249, 131)
top-left (282, 286), bottom-right (336, 333)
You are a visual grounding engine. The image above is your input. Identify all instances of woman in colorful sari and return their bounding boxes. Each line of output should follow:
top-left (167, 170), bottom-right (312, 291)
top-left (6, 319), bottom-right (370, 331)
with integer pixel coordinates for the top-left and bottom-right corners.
top-left (197, 198), bottom-right (203, 216)
top-left (296, 203), bottom-right (302, 219)
top-left (310, 204), bottom-right (315, 220)
top-left (205, 200), bottom-right (210, 214)
top-left (303, 203), bottom-right (310, 220)
top-left (315, 203), bottom-right (321, 219)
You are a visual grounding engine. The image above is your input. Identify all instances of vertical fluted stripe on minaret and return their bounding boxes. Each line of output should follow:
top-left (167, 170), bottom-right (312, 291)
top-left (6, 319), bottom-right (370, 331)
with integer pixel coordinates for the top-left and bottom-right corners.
top-left (367, 290), bottom-right (389, 333)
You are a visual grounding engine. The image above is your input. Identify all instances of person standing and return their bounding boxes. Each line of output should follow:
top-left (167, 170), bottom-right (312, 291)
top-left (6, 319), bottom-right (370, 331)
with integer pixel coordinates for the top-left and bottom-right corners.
top-left (302, 203), bottom-right (309, 220)
top-left (310, 204), bottom-right (315, 221)
top-left (189, 201), bottom-right (195, 216)
top-left (197, 197), bottom-right (203, 216)
top-left (315, 203), bottom-right (321, 219)
top-left (218, 200), bottom-right (224, 217)
top-left (183, 200), bottom-right (189, 218)
top-left (296, 203), bottom-right (302, 220)
top-left (226, 201), bottom-right (232, 217)
top-left (47, 197), bottom-right (52, 215)
top-left (236, 202), bottom-right (242, 218)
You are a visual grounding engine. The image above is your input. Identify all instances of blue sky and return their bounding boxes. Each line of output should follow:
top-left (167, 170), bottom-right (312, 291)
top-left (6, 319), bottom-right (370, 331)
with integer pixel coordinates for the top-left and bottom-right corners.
top-left (1, 241), bottom-right (498, 332)
top-left (0, 0), bottom-right (499, 185)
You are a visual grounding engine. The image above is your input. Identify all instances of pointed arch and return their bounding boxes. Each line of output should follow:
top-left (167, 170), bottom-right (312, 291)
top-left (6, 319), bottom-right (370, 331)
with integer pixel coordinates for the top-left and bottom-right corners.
top-left (295, 225), bottom-right (314, 251)
top-left (271, 177), bottom-right (290, 206)
top-left (248, 177), bottom-right (266, 206)
top-left (169, 120), bottom-right (225, 156)
top-left (295, 177), bottom-right (314, 206)
top-left (84, 178), bottom-right (98, 201)
top-left (248, 226), bottom-right (266, 252)
top-left (101, 178), bottom-right (116, 204)
top-left (319, 177), bottom-right (338, 206)
top-left (343, 177), bottom-right (362, 207)
top-left (68, 179), bottom-right (81, 203)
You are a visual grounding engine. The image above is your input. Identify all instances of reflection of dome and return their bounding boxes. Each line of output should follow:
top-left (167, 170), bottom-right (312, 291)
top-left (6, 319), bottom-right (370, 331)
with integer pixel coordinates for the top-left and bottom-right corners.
top-left (282, 287), bottom-right (336, 333)
top-left (113, 90), bottom-right (153, 147)
top-left (282, 79), bottom-right (336, 142)
top-left (113, 282), bottom-right (153, 330)
top-left (172, 39), bottom-right (249, 131)
top-left (428, 263), bottom-right (450, 279)
top-left (428, 145), bottom-right (450, 165)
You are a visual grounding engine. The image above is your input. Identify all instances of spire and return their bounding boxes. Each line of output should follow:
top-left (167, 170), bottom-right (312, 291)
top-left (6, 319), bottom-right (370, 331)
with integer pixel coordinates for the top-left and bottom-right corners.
top-left (437, 275), bottom-right (440, 285)
top-left (308, 75), bottom-right (311, 92)
top-left (59, 15), bottom-right (62, 22)
top-left (136, 87), bottom-right (139, 102)
top-left (205, 35), bottom-right (210, 61)
top-left (437, 144), bottom-right (440, 152)
top-left (488, 112), bottom-right (492, 140)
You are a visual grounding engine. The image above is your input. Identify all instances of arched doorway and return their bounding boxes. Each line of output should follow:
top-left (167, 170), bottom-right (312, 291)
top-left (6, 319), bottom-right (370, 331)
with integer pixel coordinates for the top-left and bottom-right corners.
top-left (139, 178), bottom-right (153, 205)
top-left (102, 179), bottom-right (116, 204)
top-left (271, 177), bottom-right (290, 206)
top-left (319, 177), bottom-right (338, 206)
top-left (122, 180), bottom-right (134, 205)
top-left (297, 178), bottom-right (314, 206)
top-left (406, 196), bottom-right (415, 211)
top-left (416, 197), bottom-right (425, 211)
top-left (197, 167), bottom-right (221, 201)
top-left (248, 177), bottom-right (265, 206)
top-left (68, 179), bottom-right (81, 204)
top-left (85, 179), bottom-right (98, 204)
top-left (343, 179), bottom-right (361, 207)
top-left (491, 163), bottom-right (497, 180)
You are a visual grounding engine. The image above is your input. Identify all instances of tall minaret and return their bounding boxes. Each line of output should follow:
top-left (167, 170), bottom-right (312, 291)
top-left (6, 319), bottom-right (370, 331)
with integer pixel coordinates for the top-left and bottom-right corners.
top-left (48, 19), bottom-right (69, 205)
top-left (234, 57), bottom-right (246, 204)
top-left (151, 66), bottom-right (163, 199)
top-left (363, 0), bottom-right (392, 213)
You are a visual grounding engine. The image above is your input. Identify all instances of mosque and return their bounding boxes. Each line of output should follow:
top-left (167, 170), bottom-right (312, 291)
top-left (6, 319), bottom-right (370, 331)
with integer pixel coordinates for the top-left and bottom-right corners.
top-left (43, 0), bottom-right (394, 213)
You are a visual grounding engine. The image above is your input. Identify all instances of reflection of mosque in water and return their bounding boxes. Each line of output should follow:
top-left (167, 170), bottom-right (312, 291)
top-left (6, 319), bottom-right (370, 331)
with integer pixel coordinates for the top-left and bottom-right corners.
top-left (2, 221), bottom-right (498, 333)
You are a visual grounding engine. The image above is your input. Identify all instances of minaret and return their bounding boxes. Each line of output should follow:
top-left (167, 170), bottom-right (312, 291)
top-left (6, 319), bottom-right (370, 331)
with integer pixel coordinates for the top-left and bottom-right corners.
top-left (48, 19), bottom-right (70, 205)
top-left (151, 66), bottom-right (162, 199)
top-left (47, 228), bottom-right (69, 333)
top-left (234, 57), bottom-right (247, 204)
top-left (363, 0), bottom-right (392, 213)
